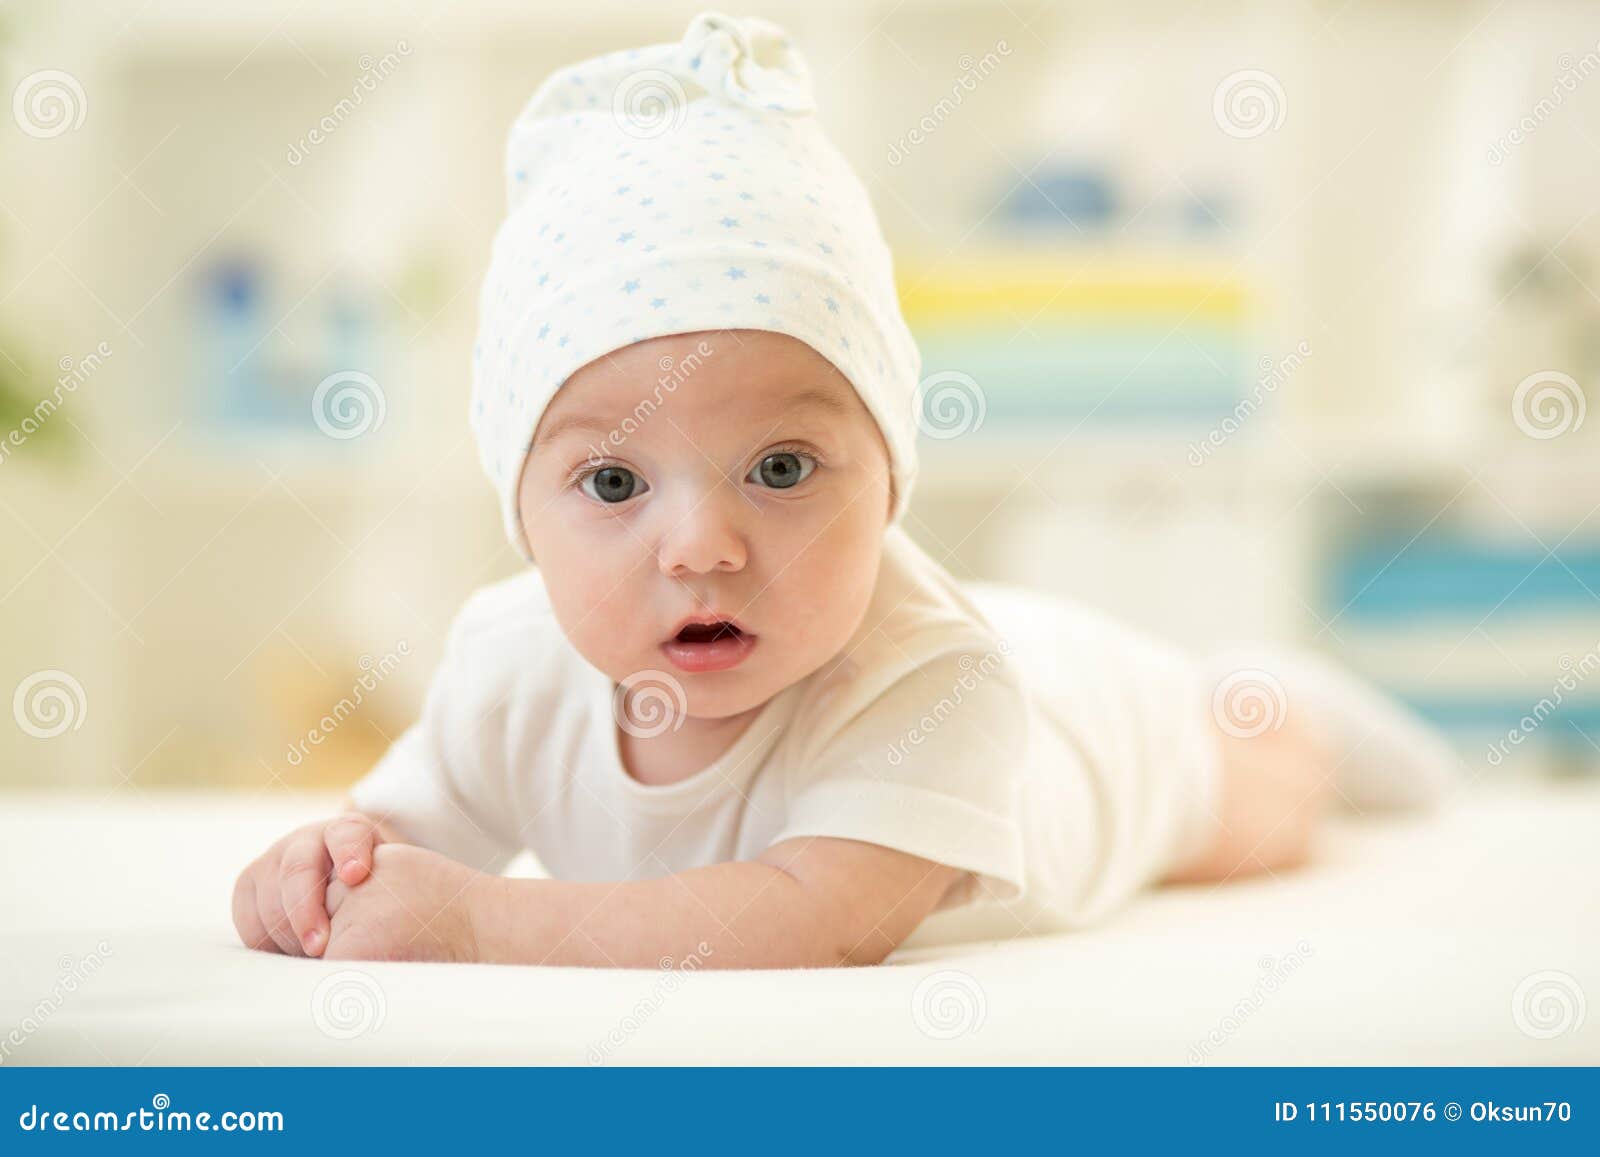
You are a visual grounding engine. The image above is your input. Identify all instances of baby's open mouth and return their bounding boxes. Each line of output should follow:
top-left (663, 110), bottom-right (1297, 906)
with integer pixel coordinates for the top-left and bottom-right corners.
top-left (661, 616), bottom-right (757, 673)
top-left (673, 620), bottom-right (744, 643)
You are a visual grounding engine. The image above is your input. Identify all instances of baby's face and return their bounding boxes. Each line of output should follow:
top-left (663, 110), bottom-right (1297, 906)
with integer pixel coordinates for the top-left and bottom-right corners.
top-left (519, 330), bottom-right (892, 721)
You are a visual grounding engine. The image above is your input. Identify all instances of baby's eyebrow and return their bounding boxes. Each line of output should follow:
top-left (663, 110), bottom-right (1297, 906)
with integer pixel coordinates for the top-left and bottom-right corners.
top-left (531, 413), bottom-right (613, 451)
top-left (781, 387), bottom-right (854, 420)
top-left (532, 384), bottom-right (853, 452)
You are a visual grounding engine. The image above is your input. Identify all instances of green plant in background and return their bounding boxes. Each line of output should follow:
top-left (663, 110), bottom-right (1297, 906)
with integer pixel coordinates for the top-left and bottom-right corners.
top-left (0, 341), bottom-right (73, 461)
top-left (0, 16), bottom-right (73, 465)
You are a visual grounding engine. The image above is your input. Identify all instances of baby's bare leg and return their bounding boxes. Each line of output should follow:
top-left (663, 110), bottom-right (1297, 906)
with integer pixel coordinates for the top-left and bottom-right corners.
top-left (1163, 713), bottom-right (1334, 885)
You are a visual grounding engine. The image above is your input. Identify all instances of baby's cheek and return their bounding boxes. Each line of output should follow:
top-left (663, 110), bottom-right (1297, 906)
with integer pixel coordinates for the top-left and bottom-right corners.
top-left (548, 580), bottom-right (646, 672)
top-left (771, 541), bottom-right (876, 639)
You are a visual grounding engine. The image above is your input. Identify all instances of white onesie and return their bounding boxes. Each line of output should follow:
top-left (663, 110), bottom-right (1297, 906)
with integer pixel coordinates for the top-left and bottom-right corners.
top-left (348, 526), bottom-right (1222, 948)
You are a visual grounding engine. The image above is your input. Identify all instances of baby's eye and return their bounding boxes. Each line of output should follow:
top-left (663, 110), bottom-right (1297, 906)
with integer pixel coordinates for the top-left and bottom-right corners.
top-left (580, 465), bottom-right (647, 504)
top-left (746, 450), bottom-right (815, 490)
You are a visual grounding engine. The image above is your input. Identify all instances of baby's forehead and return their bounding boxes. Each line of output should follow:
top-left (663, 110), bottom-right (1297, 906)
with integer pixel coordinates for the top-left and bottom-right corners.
top-left (560, 333), bottom-right (855, 415)
top-left (531, 335), bottom-right (866, 454)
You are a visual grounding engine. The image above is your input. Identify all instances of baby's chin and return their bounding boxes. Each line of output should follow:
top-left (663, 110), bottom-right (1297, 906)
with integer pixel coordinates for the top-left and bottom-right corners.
top-left (632, 663), bottom-right (785, 722)
top-left (684, 672), bottom-right (791, 717)
top-left (589, 626), bottom-right (852, 722)
top-left (607, 649), bottom-right (806, 725)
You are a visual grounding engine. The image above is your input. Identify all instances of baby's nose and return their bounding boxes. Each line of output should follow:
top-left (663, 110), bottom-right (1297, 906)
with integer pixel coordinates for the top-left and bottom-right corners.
top-left (656, 498), bottom-right (748, 576)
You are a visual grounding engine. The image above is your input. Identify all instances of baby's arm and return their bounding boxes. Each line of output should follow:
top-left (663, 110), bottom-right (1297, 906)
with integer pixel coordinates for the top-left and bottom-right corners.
top-left (322, 836), bottom-right (962, 968)
top-left (494, 836), bottom-right (961, 968)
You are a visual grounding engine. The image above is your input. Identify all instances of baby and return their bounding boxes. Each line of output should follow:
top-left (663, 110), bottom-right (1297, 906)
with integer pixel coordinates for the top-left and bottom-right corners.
top-left (232, 12), bottom-right (1459, 967)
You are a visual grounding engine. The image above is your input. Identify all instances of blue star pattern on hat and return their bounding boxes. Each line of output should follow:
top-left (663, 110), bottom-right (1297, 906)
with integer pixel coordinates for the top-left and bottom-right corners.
top-left (471, 10), bottom-right (923, 560)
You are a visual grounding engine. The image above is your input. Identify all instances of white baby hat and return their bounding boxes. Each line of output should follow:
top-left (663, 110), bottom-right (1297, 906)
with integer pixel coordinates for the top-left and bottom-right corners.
top-left (471, 11), bottom-right (923, 559)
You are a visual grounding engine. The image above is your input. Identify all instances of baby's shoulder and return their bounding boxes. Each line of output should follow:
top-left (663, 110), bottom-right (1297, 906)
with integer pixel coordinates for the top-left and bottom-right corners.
top-left (450, 568), bottom-right (559, 639)
top-left (441, 569), bottom-right (593, 696)
top-left (784, 530), bottom-right (1027, 750)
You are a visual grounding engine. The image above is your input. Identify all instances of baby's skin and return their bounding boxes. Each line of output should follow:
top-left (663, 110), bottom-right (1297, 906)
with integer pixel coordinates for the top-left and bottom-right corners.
top-left (235, 330), bottom-right (964, 967)
top-left (232, 329), bottom-right (1331, 967)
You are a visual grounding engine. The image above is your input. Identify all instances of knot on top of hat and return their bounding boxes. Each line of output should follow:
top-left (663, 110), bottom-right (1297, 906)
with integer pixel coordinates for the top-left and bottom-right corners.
top-left (675, 11), bottom-right (815, 114)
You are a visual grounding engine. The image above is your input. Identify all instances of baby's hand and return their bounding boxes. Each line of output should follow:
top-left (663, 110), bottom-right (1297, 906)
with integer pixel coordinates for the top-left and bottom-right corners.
top-left (231, 813), bottom-right (384, 957)
top-left (322, 843), bottom-right (491, 964)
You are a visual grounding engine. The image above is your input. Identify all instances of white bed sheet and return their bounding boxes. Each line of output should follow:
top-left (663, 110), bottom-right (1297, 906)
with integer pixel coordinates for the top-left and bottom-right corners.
top-left (1, 784), bottom-right (1596, 1065)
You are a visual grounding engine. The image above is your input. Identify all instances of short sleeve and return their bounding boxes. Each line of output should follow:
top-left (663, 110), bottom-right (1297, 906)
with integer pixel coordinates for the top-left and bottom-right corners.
top-left (769, 645), bottom-right (1029, 912)
top-left (347, 605), bottom-right (523, 876)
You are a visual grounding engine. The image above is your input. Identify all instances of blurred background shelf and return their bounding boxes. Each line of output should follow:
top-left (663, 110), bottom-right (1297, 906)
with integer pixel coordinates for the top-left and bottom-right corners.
top-left (3, 0), bottom-right (1598, 791)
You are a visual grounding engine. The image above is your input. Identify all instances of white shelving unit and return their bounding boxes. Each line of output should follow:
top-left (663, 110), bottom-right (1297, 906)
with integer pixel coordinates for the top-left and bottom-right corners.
top-left (3, 0), bottom-right (1597, 789)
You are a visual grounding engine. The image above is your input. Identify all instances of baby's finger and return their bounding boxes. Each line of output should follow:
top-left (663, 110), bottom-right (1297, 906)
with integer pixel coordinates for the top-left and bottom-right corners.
top-left (279, 832), bottom-right (333, 956)
top-left (231, 872), bottom-right (273, 952)
top-left (254, 867), bottom-right (303, 956)
top-left (325, 876), bottom-right (351, 917)
top-left (325, 814), bottom-right (381, 885)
